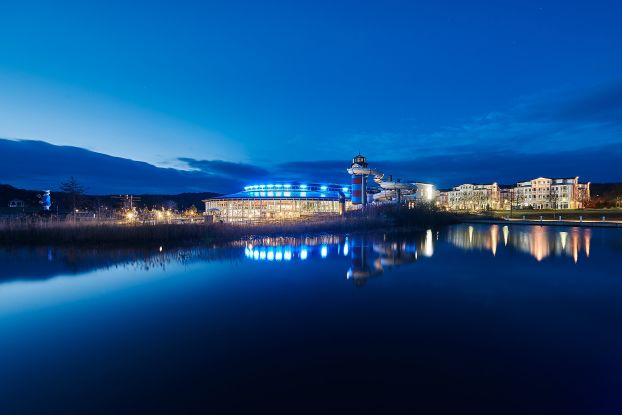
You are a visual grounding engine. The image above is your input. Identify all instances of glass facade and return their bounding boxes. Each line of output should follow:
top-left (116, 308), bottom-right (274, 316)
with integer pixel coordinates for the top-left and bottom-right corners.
top-left (204, 183), bottom-right (352, 223)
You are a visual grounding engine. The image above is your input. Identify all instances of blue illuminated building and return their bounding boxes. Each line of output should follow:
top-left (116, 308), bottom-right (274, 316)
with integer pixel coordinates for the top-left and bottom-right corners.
top-left (204, 182), bottom-right (351, 223)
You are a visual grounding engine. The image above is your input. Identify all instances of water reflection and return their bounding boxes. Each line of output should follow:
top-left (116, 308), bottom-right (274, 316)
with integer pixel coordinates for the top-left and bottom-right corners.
top-left (241, 233), bottom-right (430, 286)
top-left (446, 224), bottom-right (596, 262)
top-left (0, 245), bottom-right (236, 283)
top-left (0, 225), bottom-right (617, 287)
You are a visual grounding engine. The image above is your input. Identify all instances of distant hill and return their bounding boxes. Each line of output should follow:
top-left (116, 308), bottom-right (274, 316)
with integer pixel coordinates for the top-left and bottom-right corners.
top-left (0, 184), bottom-right (220, 214)
top-left (0, 138), bottom-right (243, 194)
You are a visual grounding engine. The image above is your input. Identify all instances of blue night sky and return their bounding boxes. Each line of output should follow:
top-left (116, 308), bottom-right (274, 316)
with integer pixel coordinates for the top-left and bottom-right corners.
top-left (0, 0), bottom-right (621, 193)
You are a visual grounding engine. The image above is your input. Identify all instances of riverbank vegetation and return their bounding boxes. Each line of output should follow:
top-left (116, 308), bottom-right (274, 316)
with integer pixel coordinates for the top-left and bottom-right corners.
top-left (0, 205), bottom-right (461, 246)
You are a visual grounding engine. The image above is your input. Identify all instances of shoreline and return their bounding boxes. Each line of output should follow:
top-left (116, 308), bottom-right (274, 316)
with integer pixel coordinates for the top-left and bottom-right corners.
top-left (464, 218), bottom-right (622, 229)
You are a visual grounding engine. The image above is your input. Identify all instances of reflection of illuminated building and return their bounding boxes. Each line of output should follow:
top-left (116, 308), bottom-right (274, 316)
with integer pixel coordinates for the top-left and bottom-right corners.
top-left (529, 226), bottom-right (550, 262)
top-left (240, 233), bottom-right (431, 286)
top-left (347, 237), bottom-right (422, 286)
top-left (446, 224), bottom-right (593, 262)
top-left (423, 229), bottom-right (434, 257)
top-left (490, 225), bottom-right (499, 256)
top-left (243, 235), bottom-right (344, 262)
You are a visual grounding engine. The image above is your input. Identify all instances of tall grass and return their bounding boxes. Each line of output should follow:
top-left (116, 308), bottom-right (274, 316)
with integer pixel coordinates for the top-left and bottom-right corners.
top-left (0, 206), bottom-right (461, 246)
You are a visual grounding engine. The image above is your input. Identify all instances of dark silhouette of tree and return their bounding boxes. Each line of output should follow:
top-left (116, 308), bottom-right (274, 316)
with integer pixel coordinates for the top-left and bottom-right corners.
top-left (60, 176), bottom-right (86, 213)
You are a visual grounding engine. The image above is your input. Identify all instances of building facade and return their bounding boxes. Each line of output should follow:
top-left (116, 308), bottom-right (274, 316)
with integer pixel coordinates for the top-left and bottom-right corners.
top-left (439, 177), bottom-right (591, 211)
top-left (439, 183), bottom-right (501, 211)
top-left (204, 183), bottom-right (351, 223)
top-left (513, 177), bottom-right (590, 209)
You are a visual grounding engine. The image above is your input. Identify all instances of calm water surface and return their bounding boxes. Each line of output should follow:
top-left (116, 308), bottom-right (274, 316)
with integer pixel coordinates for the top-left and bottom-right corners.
top-left (1, 224), bottom-right (621, 414)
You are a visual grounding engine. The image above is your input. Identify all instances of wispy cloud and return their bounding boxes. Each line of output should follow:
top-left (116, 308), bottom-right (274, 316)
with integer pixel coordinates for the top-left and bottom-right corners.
top-left (2, 81), bottom-right (620, 194)
top-left (178, 158), bottom-right (270, 180)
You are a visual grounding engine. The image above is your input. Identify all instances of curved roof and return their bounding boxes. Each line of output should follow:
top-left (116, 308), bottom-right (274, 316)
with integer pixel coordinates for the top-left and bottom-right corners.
top-left (204, 182), bottom-right (351, 201)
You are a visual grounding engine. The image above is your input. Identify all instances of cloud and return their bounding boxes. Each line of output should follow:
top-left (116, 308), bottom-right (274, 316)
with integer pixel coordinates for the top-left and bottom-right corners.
top-left (178, 157), bottom-right (270, 179)
top-left (326, 80), bottom-right (622, 161)
top-left (2, 81), bottom-right (621, 195)
top-left (525, 81), bottom-right (622, 123)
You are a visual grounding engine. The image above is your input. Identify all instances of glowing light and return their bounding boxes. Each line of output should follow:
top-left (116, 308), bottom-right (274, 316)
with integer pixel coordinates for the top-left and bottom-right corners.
top-left (320, 185), bottom-right (328, 191)
top-left (320, 194), bottom-right (326, 197)
top-left (284, 184), bottom-right (291, 188)
top-left (159, 246), bottom-right (163, 252)
top-left (300, 248), bottom-right (308, 260)
top-left (559, 231), bottom-right (568, 250)
top-left (275, 184), bottom-right (283, 188)
top-left (253, 250), bottom-right (259, 260)
top-left (284, 249), bottom-right (292, 261)
top-left (300, 192), bottom-right (307, 197)
top-left (275, 192), bottom-right (282, 197)
top-left (267, 249), bottom-right (275, 261)
top-left (503, 225), bottom-right (509, 246)
top-left (343, 242), bottom-right (349, 256)
top-left (267, 192), bottom-right (274, 197)
top-left (284, 192), bottom-right (291, 197)
top-left (423, 229), bottom-right (434, 257)
top-left (321, 245), bottom-right (328, 258)
top-left (300, 184), bottom-right (308, 189)
top-left (342, 187), bottom-right (349, 192)
top-left (490, 224), bottom-right (498, 256)
top-left (275, 248), bottom-right (283, 261)
top-left (259, 249), bottom-right (266, 260)
top-left (259, 184), bottom-right (266, 189)
top-left (584, 229), bottom-right (591, 258)
top-left (267, 184), bottom-right (274, 188)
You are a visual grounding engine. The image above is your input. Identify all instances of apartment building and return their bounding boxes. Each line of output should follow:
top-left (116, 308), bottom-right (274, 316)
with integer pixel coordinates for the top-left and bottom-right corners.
top-left (440, 183), bottom-right (501, 211)
top-left (514, 177), bottom-right (590, 209)
top-left (439, 177), bottom-right (590, 211)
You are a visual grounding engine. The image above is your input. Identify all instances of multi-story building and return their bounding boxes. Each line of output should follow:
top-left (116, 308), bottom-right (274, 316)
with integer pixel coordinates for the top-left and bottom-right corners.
top-left (513, 177), bottom-right (590, 209)
top-left (438, 177), bottom-right (590, 211)
top-left (440, 183), bottom-right (501, 211)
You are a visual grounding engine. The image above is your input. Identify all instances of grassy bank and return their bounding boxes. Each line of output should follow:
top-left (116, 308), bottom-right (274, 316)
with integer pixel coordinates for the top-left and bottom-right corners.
top-left (0, 206), bottom-right (461, 246)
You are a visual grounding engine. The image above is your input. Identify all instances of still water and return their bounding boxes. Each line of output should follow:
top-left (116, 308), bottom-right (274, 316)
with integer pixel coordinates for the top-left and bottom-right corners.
top-left (1, 224), bottom-right (621, 414)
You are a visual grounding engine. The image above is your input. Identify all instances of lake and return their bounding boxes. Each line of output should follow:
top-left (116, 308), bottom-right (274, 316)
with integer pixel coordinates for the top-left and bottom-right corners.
top-left (1, 224), bottom-right (621, 414)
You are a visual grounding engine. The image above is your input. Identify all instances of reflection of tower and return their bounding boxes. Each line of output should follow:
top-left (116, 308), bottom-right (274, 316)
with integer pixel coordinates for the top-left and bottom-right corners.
top-left (350, 154), bottom-right (368, 206)
top-left (347, 238), bottom-right (381, 285)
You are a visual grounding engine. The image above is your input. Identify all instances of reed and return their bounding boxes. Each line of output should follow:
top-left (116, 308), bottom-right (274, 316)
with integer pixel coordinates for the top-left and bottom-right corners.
top-left (0, 206), bottom-right (461, 246)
